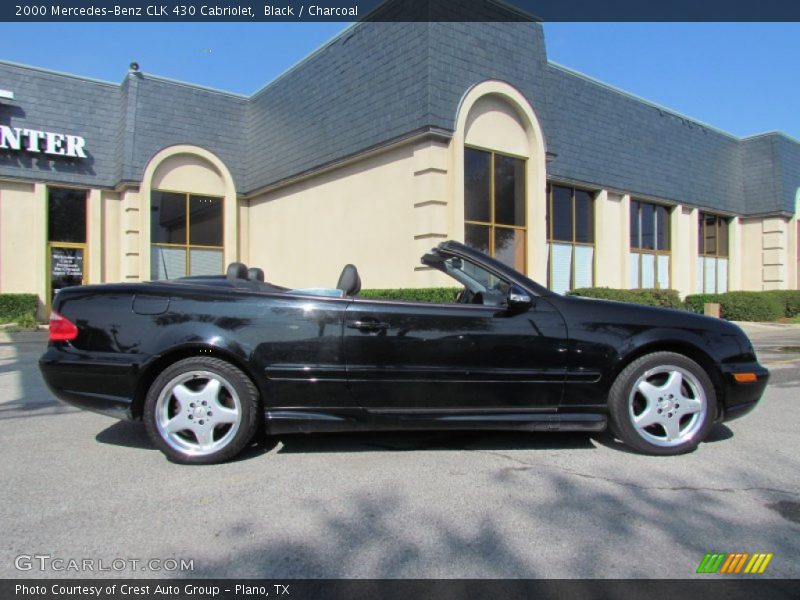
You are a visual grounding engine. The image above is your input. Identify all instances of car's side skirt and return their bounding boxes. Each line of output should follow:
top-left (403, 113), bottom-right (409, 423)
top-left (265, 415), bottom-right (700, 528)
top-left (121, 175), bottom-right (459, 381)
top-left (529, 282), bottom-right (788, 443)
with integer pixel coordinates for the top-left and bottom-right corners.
top-left (265, 408), bottom-right (606, 435)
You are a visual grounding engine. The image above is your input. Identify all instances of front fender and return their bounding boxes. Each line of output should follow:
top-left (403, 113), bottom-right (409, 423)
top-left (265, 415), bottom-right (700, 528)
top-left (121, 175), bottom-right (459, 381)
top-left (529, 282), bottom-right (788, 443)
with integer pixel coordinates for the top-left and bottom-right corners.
top-left (612, 325), bottom-right (742, 375)
top-left (548, 295), bottom-right (751, 409)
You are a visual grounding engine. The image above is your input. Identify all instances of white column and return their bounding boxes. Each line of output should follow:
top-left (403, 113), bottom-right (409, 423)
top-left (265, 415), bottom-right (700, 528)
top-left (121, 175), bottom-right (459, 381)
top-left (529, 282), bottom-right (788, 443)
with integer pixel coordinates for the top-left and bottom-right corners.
top-left (102, 191), bottom-right (121, 283)
top-left (87, 188), bottom-right (103, 284)
top-left (238, 196), bottom-right (250, 267)
top-left (728, 217), bottom-right (742, 291)
top-left (762, 217), bottom-right (788, 290)
top-left (620, 194), bottom-right (631, 289)
top-left (124, 188), bottom-right (142, 282)
top-left (413, 140), bottom-right (451, 287)
top-left (594, 190), bottom-right (626, 288)
top-left (33, 183), bottom-right (48, 314)
top-left (670, 205), bottom-right (697, 298)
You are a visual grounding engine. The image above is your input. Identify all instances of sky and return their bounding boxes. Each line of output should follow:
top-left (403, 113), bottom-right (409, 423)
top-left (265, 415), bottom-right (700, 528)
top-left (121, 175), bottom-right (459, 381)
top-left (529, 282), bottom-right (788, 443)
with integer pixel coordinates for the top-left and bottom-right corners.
top-left (0, 21), bottom-right (798, 140)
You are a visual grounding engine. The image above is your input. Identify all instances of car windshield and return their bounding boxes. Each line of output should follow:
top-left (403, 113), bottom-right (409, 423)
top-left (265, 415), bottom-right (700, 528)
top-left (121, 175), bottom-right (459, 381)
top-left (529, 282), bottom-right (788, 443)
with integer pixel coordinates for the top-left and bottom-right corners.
top-left (443, 257), bottom-right (507, 296)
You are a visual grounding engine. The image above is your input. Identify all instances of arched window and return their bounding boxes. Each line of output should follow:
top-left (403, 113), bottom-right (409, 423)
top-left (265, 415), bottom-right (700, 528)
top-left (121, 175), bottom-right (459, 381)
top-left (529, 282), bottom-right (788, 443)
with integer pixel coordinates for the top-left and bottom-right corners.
top-left (455, 83), bottom-right (547, 282)
top-left (464, 146), bottom-right (526, 271)
top-left (143, 146), bottom-right (235, 282)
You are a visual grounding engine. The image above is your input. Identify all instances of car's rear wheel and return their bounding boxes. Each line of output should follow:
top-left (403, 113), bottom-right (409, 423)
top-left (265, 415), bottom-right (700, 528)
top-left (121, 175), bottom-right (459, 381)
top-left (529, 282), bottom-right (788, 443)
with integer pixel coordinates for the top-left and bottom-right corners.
top-left (608, 351), bottom-right (717, 455)
top-left (144, 357), bottom-right (259, 464)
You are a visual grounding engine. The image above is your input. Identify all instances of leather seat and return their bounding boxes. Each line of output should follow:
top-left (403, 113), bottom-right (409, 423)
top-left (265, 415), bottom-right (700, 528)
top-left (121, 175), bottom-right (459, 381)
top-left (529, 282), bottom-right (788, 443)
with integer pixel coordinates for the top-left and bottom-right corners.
top-left (247, 267), bottom-right (264, 282)
top-left (336, 264), bottom-right (361, 296)
top-left (226, 262), bottom-right (248, 281)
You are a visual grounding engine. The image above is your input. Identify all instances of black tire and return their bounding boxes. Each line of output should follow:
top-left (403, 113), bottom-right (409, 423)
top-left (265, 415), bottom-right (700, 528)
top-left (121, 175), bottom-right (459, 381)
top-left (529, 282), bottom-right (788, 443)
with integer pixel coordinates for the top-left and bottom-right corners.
top-left (144, 357), bottom-right (260, 465)
top-left (608, 351), bottom-right (717, 455)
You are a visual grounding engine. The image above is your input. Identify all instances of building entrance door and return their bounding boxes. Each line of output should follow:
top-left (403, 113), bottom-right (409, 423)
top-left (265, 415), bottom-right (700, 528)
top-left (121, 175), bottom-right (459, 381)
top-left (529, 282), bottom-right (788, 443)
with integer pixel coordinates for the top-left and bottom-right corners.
top-left (48, 243), bottom-right (87, 302)
top-left (46, 187), bottom-right (88, 309)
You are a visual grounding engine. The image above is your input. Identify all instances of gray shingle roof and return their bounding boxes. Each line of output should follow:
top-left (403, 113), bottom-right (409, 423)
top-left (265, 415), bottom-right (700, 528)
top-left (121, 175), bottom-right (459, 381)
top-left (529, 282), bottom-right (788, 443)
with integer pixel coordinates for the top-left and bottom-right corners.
top-left (0, 18), bottom-right (797, 215)
top-left (543, 63), bottom-right (748, 213)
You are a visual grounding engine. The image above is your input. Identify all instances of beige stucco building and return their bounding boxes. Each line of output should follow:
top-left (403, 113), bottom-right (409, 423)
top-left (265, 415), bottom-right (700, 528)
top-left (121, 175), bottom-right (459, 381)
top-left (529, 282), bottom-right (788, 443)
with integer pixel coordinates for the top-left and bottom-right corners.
top-left (1, 20), bottom-right (799, 318)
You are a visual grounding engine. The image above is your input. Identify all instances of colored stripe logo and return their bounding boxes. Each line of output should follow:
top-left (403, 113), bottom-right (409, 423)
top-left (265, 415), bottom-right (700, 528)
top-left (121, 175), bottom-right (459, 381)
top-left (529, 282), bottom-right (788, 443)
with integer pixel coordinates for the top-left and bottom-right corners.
top-left (696, 552), bottom-right (773, 574)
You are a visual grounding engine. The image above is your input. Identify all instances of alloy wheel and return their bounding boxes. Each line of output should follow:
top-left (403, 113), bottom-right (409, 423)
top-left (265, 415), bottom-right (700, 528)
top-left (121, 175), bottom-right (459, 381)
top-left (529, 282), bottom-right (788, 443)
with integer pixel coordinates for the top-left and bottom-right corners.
top-left (154, 370), bottom-right (242, 457)
top-left (628, 365), bottom-right (707, 448)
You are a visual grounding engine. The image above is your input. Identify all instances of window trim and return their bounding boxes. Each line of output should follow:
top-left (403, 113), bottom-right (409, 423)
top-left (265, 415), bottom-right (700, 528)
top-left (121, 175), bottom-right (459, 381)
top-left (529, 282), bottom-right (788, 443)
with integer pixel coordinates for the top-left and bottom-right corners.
top-left (699, 212), bottom-right (729, 258)
top-left (546, 182), bottom-right (597, 292)
top-left (151, 188), bottom-right (225, 278)
top-left (697, 212), bottom-right (730, 294)
top-left (463, 145), bottom-right (527, 273)
top-left (629, 199), bottom-right (672, 289)
top-left (46, 186), bottom-right (89, 306)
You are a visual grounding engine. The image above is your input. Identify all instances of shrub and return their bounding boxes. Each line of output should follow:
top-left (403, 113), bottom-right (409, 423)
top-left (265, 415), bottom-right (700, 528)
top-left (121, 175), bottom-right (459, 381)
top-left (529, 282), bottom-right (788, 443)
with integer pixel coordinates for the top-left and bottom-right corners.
top-left (761, 290), bottom-right (800, 318)
top-left (12, 314), bottom-right (39, 331)
top-left (568, 287), bottom-right (682, 309)
top-left (717, 291), bottom-right (785, 322)
top-left (360, 288), bottom-right (460, 303)
top-left (686, 290), bottom-right (799, 321)
top-left (684, 294), bottom-right (722, 314)
top-left (0, 294), bottom-right (38, 323)
top-left (786, 292), bottom-right (800, 318)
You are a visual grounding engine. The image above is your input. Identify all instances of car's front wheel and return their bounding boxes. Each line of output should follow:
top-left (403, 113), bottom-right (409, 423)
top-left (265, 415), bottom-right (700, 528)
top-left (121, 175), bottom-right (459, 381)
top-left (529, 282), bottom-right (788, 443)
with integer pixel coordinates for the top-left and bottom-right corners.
top-left (608, 351), bottom-right (717, 455)
top-left (144, 357), bottom-right (259, 464)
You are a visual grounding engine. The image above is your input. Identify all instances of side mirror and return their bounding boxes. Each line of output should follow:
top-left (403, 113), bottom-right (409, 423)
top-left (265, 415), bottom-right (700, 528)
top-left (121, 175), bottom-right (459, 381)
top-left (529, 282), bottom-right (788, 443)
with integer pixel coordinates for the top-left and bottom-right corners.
top-left (507, 285), bottom-right (533, 310)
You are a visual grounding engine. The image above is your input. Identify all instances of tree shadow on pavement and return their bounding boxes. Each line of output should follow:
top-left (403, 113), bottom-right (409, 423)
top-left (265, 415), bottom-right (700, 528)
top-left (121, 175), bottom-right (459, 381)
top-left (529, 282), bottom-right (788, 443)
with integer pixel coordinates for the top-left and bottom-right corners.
top-left (177, 457), bottom-right (800, 579)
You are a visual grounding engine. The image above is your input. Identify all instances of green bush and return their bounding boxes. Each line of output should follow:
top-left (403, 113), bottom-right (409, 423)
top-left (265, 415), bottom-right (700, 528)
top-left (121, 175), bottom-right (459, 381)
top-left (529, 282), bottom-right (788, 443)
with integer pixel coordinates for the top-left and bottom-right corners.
top-left (717, 291), bottom-right (785, 322)
top-left (0, 294), bottom-right (38, 323)
top-left (686, 290), bottom-right (799, 321)
top-left (761, 290), bottom-right (800, 318)
top-left (11, 314), bottom-right (39, 331)
top-left (684, 293), bottom-right (722, 314)
top-left (568, 287), bottom-right (682, 309)
top-left (786, 292), bottom-right (800, 317)
top-left (360, 288), bottom-right (460, 303)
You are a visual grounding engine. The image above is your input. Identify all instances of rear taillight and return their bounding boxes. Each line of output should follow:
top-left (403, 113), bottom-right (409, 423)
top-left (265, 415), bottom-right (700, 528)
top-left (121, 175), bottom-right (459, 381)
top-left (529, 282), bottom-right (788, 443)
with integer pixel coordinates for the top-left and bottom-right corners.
top-left (49, 310), bottom-right (78, 342)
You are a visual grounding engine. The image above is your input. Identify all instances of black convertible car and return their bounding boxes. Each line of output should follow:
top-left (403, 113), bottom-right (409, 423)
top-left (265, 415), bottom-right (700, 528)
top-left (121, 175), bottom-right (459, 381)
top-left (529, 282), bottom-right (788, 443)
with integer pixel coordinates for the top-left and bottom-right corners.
top-left (40, 240), bottom-right (768, 464)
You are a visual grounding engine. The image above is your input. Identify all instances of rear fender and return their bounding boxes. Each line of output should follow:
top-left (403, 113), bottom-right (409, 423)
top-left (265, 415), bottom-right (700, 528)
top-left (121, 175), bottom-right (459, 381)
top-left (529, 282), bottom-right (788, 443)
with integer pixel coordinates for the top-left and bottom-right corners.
top-left (132, 341), bottom-right (261, 420)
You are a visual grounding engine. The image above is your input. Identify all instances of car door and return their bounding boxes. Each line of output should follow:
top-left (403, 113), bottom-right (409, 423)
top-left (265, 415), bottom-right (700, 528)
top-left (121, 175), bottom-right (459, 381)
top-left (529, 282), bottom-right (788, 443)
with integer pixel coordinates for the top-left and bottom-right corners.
top-left (250, 294), bottom-right (354, 409)
top-left (343, 296), bottom-right (568, 411)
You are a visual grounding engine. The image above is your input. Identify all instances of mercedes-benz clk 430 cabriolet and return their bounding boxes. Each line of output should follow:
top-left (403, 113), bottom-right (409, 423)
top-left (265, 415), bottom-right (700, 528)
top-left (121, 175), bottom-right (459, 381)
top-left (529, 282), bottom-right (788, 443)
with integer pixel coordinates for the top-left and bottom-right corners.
top-left (40, 241), bottom-right (768, 464)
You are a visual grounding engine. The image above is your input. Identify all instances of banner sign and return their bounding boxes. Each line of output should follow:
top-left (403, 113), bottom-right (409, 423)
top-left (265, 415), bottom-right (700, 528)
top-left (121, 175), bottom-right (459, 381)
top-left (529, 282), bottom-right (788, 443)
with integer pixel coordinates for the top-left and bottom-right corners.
top-left (0, 125), bottom-right (87, 159)
top-left (4, 579), bottom-right (799, 600)
top-left (2, 0), bottom-right (800, 22)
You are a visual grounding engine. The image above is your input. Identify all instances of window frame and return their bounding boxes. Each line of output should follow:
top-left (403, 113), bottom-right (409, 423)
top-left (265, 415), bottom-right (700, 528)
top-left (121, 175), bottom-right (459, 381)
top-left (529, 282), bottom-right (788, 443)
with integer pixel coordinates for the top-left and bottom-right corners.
top-left (463, 145), bottom-right (527, 273)
top-left (697, 212), bottom-right (730, 294)
top-left (698, 212), bottom-right (729, 258)
top-left (629, 199), bottom-right (672, 289)
top-left (46, 186), bottom-right (89, 305)
top-left (150, 189), bottom-right (225, 279)
top-left (546, 182), bottom-right (596, 292)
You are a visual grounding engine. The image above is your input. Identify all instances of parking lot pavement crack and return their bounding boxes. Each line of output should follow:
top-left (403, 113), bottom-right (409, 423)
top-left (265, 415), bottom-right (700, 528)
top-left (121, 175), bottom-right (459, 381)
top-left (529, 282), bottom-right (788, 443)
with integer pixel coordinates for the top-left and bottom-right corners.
top-left (480, 450), bottom-right (800, 498)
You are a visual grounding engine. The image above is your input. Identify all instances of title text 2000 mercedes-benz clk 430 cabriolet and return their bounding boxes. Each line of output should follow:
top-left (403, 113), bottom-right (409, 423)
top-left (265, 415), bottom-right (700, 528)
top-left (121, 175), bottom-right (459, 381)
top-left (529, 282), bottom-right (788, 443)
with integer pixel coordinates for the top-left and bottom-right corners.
top-left (40, 241), bottom-right (769, 464)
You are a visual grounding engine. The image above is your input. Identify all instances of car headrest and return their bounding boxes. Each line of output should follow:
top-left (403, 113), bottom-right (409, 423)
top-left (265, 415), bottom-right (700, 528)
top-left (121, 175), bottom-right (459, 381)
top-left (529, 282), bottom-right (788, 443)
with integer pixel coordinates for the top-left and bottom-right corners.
top-left (336, 264), bottom-right (361, 297)
top-left (247, 267), bottom-right (265, 282)
top-left (226, 262), bottom-right (248, 281)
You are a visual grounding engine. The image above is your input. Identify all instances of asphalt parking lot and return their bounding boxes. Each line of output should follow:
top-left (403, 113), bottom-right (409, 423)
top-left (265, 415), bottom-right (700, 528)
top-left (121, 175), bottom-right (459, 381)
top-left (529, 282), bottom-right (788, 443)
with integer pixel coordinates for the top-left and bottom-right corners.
top-left (1, 325), bottom-right (798, 579)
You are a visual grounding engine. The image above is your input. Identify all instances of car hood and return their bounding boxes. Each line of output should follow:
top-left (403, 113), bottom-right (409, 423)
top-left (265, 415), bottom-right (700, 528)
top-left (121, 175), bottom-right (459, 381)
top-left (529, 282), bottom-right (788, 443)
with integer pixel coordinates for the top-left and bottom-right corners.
top-left (551, 293), bottom-right (749, 341)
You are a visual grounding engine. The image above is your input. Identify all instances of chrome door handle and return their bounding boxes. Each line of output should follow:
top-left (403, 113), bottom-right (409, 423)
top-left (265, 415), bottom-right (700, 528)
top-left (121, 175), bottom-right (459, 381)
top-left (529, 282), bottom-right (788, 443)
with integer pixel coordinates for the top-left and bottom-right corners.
top-left (347, 320), bottom-right (390, 330)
